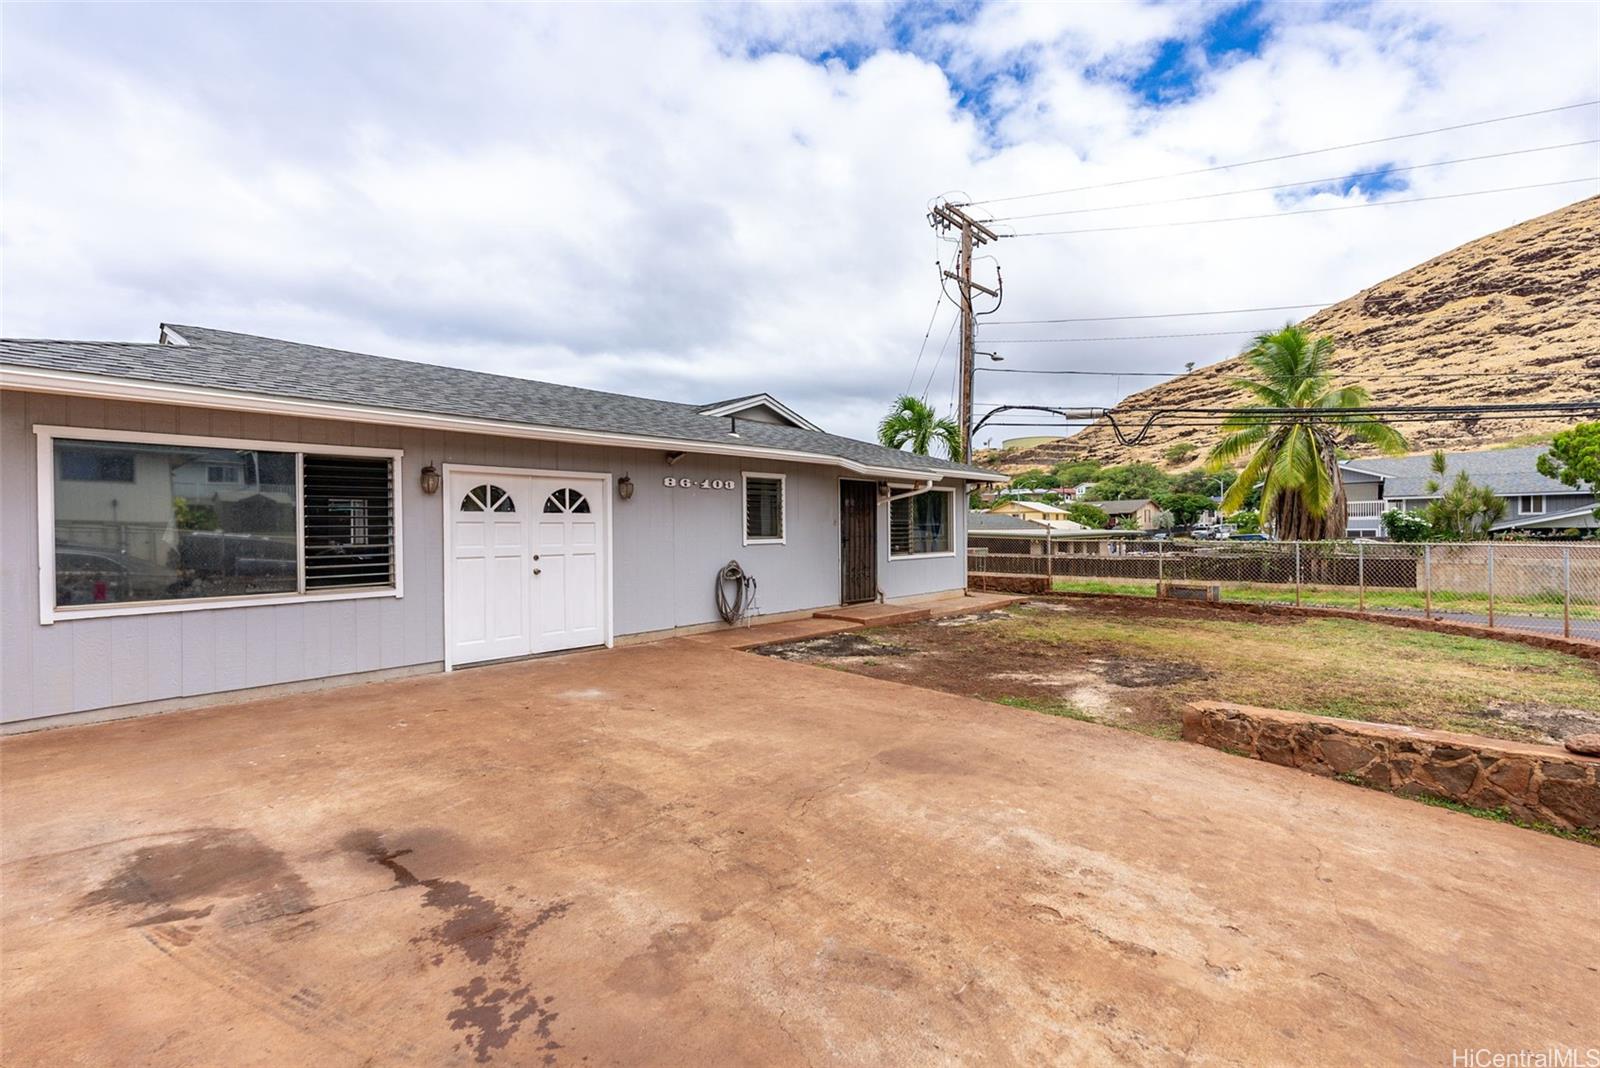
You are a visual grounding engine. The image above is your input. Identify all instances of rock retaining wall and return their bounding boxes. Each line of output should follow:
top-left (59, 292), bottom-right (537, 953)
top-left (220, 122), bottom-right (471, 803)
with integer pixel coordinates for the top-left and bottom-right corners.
top-left (968, 574), bottom-right (1051, 594)
top-left (1184, 701), bottom-right (1600, 832)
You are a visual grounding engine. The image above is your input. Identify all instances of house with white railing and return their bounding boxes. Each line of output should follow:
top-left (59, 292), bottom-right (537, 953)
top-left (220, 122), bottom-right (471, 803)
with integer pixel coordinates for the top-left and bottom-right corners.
top-left (1340, 446), bottom-right (1598, 538)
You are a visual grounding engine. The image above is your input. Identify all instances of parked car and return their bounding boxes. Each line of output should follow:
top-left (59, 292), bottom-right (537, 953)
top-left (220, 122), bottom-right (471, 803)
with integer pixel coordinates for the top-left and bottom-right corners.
top-left (1226, 532), bottom-right (1272, 541)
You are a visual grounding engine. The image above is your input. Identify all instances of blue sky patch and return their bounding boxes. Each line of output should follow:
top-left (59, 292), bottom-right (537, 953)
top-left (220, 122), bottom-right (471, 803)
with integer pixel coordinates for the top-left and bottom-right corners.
top-left (1278, 161), bottom-right (1411, 204)
top-left (1127, 0), bottom-right (1270, 105)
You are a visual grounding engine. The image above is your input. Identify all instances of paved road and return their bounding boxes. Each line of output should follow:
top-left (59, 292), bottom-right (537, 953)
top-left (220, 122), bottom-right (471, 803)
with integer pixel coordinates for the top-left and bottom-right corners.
top-left (1300, 602), bottom-right (1597, 641)
top-left (4, 637), bottom-right (1597, 1065)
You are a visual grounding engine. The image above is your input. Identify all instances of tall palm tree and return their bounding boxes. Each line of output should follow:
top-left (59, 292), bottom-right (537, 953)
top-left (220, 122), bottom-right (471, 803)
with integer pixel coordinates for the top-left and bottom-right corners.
top-left (878, 395), bottom-right (964, 459)
top-left (1207, 326), bottom-right (1406, 539)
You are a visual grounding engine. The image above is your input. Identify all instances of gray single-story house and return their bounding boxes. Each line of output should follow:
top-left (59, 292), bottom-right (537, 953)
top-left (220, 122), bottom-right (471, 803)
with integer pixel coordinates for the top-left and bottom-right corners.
top-left (1, 324), bottom-right (1001, 730)
top-left (1340, 446), bottom-right (1599, 538)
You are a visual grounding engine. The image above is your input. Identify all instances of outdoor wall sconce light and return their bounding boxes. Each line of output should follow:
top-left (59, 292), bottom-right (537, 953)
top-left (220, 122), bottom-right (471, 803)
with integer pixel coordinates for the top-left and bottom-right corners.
top-left (618, 474), bottom-right (635, 501)
top-left (419, 463), bottom-right (442, 495)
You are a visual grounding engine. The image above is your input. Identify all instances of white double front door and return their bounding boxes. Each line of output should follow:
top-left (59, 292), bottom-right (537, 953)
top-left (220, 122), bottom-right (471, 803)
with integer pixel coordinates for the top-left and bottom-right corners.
top-left (448, 471), bottom-right (607, 667)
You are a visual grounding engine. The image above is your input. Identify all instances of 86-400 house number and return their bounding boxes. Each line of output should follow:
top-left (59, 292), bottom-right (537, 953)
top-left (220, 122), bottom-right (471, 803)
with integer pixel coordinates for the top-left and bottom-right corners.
top-left (662, 477), bottom-right (736, 490)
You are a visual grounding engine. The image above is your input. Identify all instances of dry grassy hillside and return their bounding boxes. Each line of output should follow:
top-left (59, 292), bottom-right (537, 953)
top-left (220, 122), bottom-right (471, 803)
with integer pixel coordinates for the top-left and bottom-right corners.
top-left (985, 195), bottom-right (1600, 474)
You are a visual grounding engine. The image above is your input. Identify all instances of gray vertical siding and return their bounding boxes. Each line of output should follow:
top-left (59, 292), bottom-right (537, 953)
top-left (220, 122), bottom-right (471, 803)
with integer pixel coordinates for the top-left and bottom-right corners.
top-left (0, 390), bottom-right (969, 722)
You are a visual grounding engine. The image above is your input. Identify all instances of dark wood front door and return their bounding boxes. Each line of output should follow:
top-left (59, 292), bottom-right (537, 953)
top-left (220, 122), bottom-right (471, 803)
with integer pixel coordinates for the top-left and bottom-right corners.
top-left (840, 480), bottom-right (877, 604)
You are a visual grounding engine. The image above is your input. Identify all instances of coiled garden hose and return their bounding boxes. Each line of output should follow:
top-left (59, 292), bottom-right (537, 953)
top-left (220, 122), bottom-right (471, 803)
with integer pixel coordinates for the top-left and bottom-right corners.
top-left (715, 560), bottom-right (757, 625)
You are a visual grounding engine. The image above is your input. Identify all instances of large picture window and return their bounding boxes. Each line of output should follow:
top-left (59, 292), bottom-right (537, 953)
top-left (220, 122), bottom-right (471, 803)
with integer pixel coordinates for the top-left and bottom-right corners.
top-left (43, 430), bottom-right (400, 618)
top-left (890, 489), bottom-right (953, 557)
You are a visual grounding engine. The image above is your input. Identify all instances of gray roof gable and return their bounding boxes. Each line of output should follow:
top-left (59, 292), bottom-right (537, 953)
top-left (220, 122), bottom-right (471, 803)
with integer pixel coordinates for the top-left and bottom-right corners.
top-left (1, 325), bottom-right (997, 480)
top-left (1094, 498), bottom-right (1155, 514)
top-left (1341, 446), bottom-right (1576, 499)
top-left (969, 511), bottom-right (1049, 533)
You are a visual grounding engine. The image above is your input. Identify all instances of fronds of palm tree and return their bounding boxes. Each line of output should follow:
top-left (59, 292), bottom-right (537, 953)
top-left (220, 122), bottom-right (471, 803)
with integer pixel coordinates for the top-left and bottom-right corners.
top-left (1206, 325), bottom-right (1406, 539)
top-left (878, 394), bottom-right (964, 459)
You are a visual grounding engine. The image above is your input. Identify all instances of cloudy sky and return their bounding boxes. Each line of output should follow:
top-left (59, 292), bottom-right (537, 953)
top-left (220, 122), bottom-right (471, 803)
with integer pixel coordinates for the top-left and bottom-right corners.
top-left (4, 1), bottom-right (1597, 444)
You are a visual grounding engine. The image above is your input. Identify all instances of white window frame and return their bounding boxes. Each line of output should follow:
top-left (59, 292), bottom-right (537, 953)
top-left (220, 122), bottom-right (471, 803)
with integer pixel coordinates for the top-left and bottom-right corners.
top-left (34, 424), bottom-right (404, 624)
top-left (741, 471), bottom-right (787, 546)
top-left (889, 487), bottom-right (957, 560)
top-left (1519, 495), bottom-right (1546, 515)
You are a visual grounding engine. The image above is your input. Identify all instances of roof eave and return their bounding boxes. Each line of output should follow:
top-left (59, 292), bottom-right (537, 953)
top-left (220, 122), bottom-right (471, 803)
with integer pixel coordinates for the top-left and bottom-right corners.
top-left (0, 364), bottom-right (1006, 483)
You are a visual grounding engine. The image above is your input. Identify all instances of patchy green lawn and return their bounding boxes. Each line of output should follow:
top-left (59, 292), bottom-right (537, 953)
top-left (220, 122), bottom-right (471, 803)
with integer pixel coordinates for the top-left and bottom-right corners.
top-left (758, 598), bottom-right (1600, 746)
top-left (1049, 577), bottom-right (1600, 622)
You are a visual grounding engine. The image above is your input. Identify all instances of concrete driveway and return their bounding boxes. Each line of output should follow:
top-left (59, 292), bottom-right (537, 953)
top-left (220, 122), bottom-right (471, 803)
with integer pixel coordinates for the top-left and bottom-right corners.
top-left (3, 636), bottom-right (1597, 1066)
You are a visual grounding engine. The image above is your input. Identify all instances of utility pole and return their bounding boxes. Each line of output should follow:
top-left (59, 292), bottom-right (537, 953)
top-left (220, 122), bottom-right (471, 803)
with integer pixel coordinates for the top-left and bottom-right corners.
top-left (928, 202), bottom-right (1000, 462)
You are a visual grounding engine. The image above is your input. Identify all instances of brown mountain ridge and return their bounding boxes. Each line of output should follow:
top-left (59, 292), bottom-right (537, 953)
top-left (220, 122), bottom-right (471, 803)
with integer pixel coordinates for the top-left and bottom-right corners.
top-left (983, 195), bottom-right (1600, 474)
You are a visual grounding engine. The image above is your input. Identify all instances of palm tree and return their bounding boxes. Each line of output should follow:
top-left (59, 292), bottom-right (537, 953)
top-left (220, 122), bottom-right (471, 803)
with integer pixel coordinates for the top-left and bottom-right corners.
top-left (878, 395), bottom-right (964, 459)
top-left (1207, 326), bottom-right (1406, 539)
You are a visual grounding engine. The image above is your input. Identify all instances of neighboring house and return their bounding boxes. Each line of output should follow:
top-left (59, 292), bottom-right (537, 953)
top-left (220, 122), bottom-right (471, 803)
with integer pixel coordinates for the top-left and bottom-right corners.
top-left (985, 500), bottom-right (1090, 534)
top-left (1093, 498), bottom-right (1165, 531)
top-left (968, 512), bottom-right (1139, 557)
top-left (977, 485), bottom-right (1081, 505)
top-left (1, 324), bottom-right (1002, 730)
top-left (988, 499), bottom-right (1073, 521)
top-left (1340, 446), bottom-right (1599, 538)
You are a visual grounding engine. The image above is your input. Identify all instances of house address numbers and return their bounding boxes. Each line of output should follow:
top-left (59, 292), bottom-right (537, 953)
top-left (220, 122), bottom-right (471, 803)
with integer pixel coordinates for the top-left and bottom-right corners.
top-left (662, 477), bottom-right (736, 490)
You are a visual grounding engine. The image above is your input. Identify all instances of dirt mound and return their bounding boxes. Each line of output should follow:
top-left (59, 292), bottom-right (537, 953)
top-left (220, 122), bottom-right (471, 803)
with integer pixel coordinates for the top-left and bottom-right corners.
top-left (983, 196), bottom-right (1600, 472)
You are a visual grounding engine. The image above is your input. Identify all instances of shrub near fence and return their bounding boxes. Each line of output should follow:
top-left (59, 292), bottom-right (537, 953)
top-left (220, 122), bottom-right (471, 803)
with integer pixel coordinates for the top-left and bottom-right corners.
top-left (968, 539), bottom-right (1600, 641)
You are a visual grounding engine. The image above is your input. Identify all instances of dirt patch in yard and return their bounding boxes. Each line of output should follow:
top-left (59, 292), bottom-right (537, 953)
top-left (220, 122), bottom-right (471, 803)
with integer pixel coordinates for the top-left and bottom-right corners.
top-left (755, 632), bottom-right (915, 662)
top-left (757, 598), bottom-right (1600, 745)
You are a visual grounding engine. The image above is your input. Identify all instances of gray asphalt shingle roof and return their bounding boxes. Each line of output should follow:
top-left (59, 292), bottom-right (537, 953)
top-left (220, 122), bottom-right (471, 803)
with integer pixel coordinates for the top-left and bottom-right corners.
top-left (1, 325), bottom-right (997, 480)
top-left (968, 512), bottom-right (1049, 533)
top-left (1093, 498), bottom-right (1155, 514)
top-left (1341, 447), bottom-right (1574, 498)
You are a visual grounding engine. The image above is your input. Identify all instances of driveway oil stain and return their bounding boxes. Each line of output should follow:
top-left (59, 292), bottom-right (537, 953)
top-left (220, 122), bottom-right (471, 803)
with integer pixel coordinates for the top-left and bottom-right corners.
top-left (343, 829), bottom-right (570, 1064)
top-left (77, 828), bottom-right (311, 927)
top-left (606, 922), bottom-right (714, 997)
top-left (874, 745), bottom-right (976, 776)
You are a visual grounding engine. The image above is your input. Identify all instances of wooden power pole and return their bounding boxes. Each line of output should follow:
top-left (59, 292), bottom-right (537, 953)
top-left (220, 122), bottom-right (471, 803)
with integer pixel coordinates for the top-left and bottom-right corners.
top-left (928, 203), bottom-right (1000, 462)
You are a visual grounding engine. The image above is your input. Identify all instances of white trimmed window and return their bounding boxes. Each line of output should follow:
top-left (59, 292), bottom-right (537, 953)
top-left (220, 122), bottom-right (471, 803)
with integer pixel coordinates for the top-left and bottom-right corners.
top-left (890, 489), bottom-right (954, 557)
top-left (743, 473), bottom-right (785, 544)
top-left (1518, 495), bottom-right (1546, 515)
top-left (38, 427), bottom-right (401, 622)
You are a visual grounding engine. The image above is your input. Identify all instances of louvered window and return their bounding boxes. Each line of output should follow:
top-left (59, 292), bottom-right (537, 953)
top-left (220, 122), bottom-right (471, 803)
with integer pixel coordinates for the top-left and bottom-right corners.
top-left (890, 490), bottom-right (952, 556)
top-left (744, 474), bottom-right (785, 543)
top-left (302, 456), bottom-right (396, 589)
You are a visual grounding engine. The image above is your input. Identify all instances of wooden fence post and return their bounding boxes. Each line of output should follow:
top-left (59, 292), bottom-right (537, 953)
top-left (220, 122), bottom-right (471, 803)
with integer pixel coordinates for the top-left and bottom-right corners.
top-left (1358, 540), bottom-right (1366, 612)
top-left (1294, 542), bottom-right (1302, 607)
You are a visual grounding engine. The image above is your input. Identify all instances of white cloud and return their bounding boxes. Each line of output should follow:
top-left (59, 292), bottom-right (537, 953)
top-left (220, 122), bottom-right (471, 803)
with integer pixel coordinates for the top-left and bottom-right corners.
top-left (2, 1), bottom-right (1596, 445)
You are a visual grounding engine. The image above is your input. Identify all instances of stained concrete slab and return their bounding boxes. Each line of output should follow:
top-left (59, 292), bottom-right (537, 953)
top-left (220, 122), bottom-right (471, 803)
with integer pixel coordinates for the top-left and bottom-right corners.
top-left (2, 639), bottom-right (1597, 1066)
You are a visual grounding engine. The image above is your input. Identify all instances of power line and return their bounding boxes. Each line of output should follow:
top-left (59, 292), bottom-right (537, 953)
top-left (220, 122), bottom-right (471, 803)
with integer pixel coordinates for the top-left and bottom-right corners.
top-left (1005, 177), bottom-right (1600, 237)
top-left (904, 290), bottom-right (945, 394)
top-left (981, 329), bottom-right (1271, 343)
top-left (986, 139), bottom-right (1600, 222)
top-left (976, 367), bottom-right (1594, 381)
top-left (919, 314), bottom-right (959, 402)
top-left (962, 99), bottom-right (1600, 207)
top-left (986, 303), bottom-right (1333, 326)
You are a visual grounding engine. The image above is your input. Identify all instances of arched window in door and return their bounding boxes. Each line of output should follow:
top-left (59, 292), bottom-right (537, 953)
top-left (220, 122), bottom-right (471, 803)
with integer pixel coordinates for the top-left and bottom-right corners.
top-left (542, 487), bottom-right (591, 514)
top-left (461, 483), bottom-right (515, 513)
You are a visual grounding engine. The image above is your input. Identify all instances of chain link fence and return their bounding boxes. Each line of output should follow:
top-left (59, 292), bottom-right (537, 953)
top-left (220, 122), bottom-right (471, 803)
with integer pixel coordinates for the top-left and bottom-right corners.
top-left (968, 538), bottom-right (1600, 642)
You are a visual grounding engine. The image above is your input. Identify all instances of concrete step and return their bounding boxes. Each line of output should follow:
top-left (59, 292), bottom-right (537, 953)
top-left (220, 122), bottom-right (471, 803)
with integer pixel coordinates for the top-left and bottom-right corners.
top-left (813, 604), bottom-right (935, 627)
